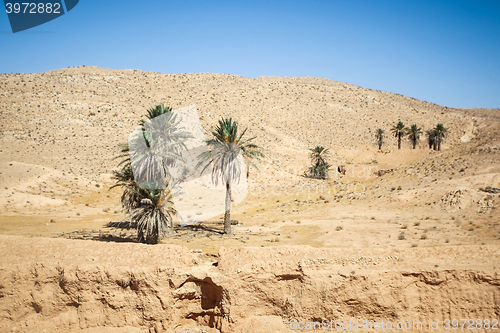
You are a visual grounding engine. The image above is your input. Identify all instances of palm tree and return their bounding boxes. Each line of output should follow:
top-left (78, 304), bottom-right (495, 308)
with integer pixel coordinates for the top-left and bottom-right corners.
top-left (391, 121), bottom-right (406, 149)
top-left (406, 124), bottom-right (422, 149)
top-left (141, 104), bottom-right (173, 126)
top-left (112, 104), bottom-right (191, 243)
top-left (433, 123), bottom-right (447, 151)
top-left (110, 159), bottom-right (140, 214)
top-left (425, 129), bottom-right (435, 150)
top-left (376, 128), bottom-right (384, 150)
top-left (308, 145), bottom-right (331, 179)
top-left (197, 118), bottom-right (262, 234)
top-left (128, 187), bottom-right (176, 244)
top-left (133, 104), bottom-right (192, 187)
top-left (114, 104), bottom-right (191, 190)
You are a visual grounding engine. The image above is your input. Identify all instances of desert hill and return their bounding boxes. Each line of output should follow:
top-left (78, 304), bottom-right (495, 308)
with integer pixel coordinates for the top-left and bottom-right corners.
top-left (0, 66), bottom-right (474, 177)
top-left (0, 67), bottom-right (499, 332)
top-left (0, 65), bottom-right (498, 238)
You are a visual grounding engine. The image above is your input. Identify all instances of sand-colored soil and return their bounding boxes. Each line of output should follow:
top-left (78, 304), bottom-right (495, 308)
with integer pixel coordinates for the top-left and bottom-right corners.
top-left (0, 67), bottom-right (499, 332)
top-left (0, 235), bottom-right (499, 332)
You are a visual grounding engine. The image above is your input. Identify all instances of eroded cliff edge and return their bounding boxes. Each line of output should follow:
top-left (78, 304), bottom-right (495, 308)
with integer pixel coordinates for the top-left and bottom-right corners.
top-left (0, 235), bottom-right (499, 333)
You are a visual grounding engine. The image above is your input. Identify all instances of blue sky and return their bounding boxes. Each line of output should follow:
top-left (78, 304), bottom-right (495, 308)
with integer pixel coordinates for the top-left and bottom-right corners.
top-left (1, 0), bottom-right (499, 108)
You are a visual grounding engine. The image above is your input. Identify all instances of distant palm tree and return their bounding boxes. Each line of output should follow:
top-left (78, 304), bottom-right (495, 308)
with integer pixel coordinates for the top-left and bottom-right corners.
top-left (391, 121), bottom-right (406, 149)
top-left (376, 128), bottom-right (384, 150)
top-left (197, 118), bottom-right (262, 234)
top-left (433, 123), bottom-right (447, 151)
top-left (308, 145), bottom-right (331, 179)
top-left (406, 124), bottom-right (422, 149)
top-left (425, 129), bottom-right (435, 150)
top-left (310, 145), bottom-right (328, 167)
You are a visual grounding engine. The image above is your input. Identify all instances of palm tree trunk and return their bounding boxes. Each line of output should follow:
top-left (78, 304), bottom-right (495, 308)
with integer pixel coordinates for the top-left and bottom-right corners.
top-left (223, 182), bottom-right (232, 234)
top-left (169, 217), bottom-right (174, 233)
top-left (398, 136), bottom-right (401, 149)
top-left (413, 139), bottom-right (416, 149)
top-left (151, 234), bottom-right (159, 244)
top-left (146, 230), bottom-right (159, 244)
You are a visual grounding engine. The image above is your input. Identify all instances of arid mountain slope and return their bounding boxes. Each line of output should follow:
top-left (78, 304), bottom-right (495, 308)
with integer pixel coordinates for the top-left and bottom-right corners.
top-left (0, 67), bottom-right (499, 246)
top-left (0, 66), bottom-right (472, 179)
top-left (0, 68), bottom-right (499, 332)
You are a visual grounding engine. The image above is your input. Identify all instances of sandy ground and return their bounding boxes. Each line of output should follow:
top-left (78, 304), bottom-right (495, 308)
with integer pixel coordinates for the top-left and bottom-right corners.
top-left (0, 235), bottom-right (499, 333)
top-left (0, 67), bottom-right (499, 332)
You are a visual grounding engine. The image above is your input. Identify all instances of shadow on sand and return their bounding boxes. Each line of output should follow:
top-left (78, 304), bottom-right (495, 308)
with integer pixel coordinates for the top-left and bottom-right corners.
top-left (58, 220), bottom-right (231, 244)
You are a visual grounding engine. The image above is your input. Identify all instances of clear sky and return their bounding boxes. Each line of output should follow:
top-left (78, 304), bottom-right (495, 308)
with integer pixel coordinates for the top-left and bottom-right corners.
top-left (1, 0), bottom-right (499, 108)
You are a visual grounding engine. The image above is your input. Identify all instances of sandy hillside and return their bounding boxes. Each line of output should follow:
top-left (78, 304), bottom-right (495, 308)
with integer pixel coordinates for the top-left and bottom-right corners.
top-left (0, 67), bottom-right (499, 332)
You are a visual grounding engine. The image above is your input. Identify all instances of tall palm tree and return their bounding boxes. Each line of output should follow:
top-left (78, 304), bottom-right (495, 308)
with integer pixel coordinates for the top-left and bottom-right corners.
top-left (197, 118), bottom-right (262, 234)
top-left (112, 104), bottom-right (191, 243)
top-left (391, 121), bottom-right (406, 149)
top-left (433, 123), bottom-right (447, 151)
top-left (425, 129), bottom-right (435, 150)
top-left (406, 124), bottom-right (422, 149)
top-left (308, 145), bottom-right (331, 179)
top-left (376, 128), bottom-right (384, 150)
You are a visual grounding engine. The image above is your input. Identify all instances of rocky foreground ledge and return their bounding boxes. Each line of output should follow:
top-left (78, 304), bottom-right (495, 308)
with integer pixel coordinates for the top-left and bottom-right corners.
top-left (0, 235), bottom-right (499, 333)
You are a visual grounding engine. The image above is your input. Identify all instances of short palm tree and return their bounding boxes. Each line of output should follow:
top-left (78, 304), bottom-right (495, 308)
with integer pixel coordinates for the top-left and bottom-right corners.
top-left (433, 123), bottom-right (447, 151)
top-left (128, 187), bottom-right (176, 244)
top-left (406, 124), bottom-right (422, 149)
top-left (308, 145), bottom-right (331, 179)
top-left (391, 121), bottom-right (406, 149)
top-left (197, 118), bottom-right (262, 234)
top-left (376, 128), bottom-right (384, 150)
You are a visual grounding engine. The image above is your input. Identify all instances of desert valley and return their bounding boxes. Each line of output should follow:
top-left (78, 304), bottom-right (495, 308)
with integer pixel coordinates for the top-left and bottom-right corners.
top-left (0, 66), bottom-right (499, 332)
